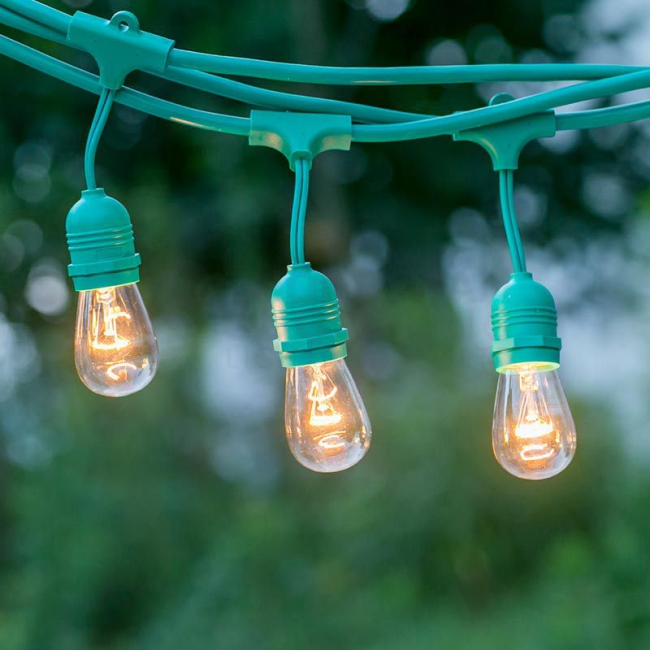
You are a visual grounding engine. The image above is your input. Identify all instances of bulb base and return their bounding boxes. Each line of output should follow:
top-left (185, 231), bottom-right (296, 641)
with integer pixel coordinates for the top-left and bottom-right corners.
top-left (491, 272), bottom-right (561, 372)
top-left (271, 263), bottom-right (348, 368)
top-left (66, 189), bottom-right (141, 291)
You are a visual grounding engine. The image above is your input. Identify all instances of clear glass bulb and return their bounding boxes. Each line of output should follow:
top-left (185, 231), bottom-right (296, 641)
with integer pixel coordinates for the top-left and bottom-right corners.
top-left (285, 359), bottom-right (372, 473)
top-left (74, 283), bottom-right (158, 397)
top-left (492, 363), bottom-right (576, 480)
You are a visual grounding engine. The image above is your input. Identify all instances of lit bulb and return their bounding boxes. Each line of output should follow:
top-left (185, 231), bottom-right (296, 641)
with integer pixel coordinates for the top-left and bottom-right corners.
top-left (285, 359), bottom-right (371, 472)
top-left (74, 283), bottom-right (158, 397)
top-left (492, 363), bottom-right (576, 480)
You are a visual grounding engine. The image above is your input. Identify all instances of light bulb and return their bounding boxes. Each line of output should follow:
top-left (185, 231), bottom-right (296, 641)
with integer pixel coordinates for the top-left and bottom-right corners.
top-left (285, 359), bottom-right (371, 472)
top-left (74, 283), bottom-right (158, 397)
top-left (492, 363), bottom-right (576, 480)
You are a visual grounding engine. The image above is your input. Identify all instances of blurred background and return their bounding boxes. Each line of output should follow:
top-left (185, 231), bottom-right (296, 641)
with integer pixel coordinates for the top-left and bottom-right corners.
top-left (1, 0), bottom-right (650, 647)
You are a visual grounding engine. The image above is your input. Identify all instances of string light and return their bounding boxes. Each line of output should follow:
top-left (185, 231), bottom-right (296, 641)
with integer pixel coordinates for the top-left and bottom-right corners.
top-left (3, 0), bottom-right (648, 476)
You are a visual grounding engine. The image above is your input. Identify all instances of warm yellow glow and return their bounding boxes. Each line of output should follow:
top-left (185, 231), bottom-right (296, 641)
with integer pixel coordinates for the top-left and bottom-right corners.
top-left (510, 368), bottom-right (558, 463)
top-left (501, 361), bottom-right (559, 374)
top-left (105, 361), bottom-right (139, 381)
top-left (284, 359), bottom-right (371, 472)
top-left (308, 365), bottom-right (342, 427)
top-left (304, 365), bottom-right (347, 454)
top-left (519, 443), bottom-right (556, 462)
top-left (515, 417), bottom-right (554, 439)
top-left (316, 433), bottom-right (347, 450)
top-left (515, 418), bottom-right (557, 462)
top-left (90, 287), bottom-right (131, 352)
top-left (86, 286), bottom-right (139, 383)
top-left (74, 283), bottom-right (158, 397)
top-left (492, 363), bottom-right (575, 480)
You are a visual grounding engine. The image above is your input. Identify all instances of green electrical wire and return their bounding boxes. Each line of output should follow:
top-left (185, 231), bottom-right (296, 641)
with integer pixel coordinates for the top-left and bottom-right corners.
top-left (0, 0), bottom-right (69, 34)
top-left (506, 170), bottom-right (526, 273)
top-left (288, 159), bottom-right (311, 265)
top-left (296, 159), bottom-right (310, 265)
top-left (163, 67), bottom-right (430, 125)
top-left (6, 0), bottom-right (650, 143)
top-left (499, 170), bottom-right (526, 273)
top-left (84, 87), bottom-right (109, 178)
top-left (0, 7), bottom-right (431, 126)
top-left (3, 22), bottom-right (650, 142)
top-left (498, 171), bottom-right (516, 271)
top-left (169, 50), bottom-right (647, 86)
top-left (556, 100), bottom-right (650, 130)
top-left (289, 162), bottom-right (305, 265)
top-left (351, 68), bottom-right (650, 142)
top-left (3, 0), bottom-right (648, 88)
top-left (0, 6), bottom-right (68, 44)
top-left (0, 33), bottom-right (251, 135)
top-left (84, 87), bottom-right (116, 190)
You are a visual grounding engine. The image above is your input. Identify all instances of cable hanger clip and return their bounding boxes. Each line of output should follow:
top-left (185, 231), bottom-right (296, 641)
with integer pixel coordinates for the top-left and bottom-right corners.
top-left (453, 93), bottom-right (557, 171)
top-left (67, 10), bottom-right (175, 90)
top-left (249, 111), bottom-right (352, 170)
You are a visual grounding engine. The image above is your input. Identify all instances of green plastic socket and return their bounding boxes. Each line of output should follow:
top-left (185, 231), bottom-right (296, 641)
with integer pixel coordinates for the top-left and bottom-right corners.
top-left (271, 263), bottom-right (349, 368)
top-left (66, 188), bottom-right (141, 291)
top-left (491, 272), bottom-right (561, 372)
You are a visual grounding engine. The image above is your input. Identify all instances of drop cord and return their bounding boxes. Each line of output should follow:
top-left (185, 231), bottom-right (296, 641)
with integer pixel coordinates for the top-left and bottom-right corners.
top-left (499, 170), bottom-right (526, 273)
top-left (84, 88), bottom-right (116, 190)
top-left (296, 159), bottom-right (310, 265)
top-left (506, 170), bottom-right (526, 272)
top-left (289, 160), bottom-right (305, 265)
top-left (289, 159), bottom-right (311, 265)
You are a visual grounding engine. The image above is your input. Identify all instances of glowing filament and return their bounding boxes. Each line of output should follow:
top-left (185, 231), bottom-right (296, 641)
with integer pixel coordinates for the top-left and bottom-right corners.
top-left (316, 433), bottom-right (347, 450)
top-left (90, 288), bottom-right (132, 351)
top-left (308, 366), bottom-right (342, 427)
top-left (515, 417), bottom-right (554, 439)
top-left (513, 367), bottom-right (558, 463)
top-left (106, 361), bottom-right (139, 381)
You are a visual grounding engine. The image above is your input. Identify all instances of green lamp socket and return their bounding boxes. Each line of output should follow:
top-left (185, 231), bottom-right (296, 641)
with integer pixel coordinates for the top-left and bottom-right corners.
top-left (271, 263), bottom-right (349, 368)
top-left (66, 188), bottom-right (141, 291)
top-left (491, 271), bottom-right (561, 372)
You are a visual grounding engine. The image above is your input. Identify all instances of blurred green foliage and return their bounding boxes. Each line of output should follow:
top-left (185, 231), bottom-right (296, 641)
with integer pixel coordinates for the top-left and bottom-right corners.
top-left (0, 0), bottom-right (649, 648)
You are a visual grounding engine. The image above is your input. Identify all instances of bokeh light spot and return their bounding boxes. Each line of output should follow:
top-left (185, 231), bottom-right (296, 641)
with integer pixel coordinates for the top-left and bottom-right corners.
top-left (25, 260), bottom-right (70, 317)
top-left (365, 0), bottom-right (410, 22)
